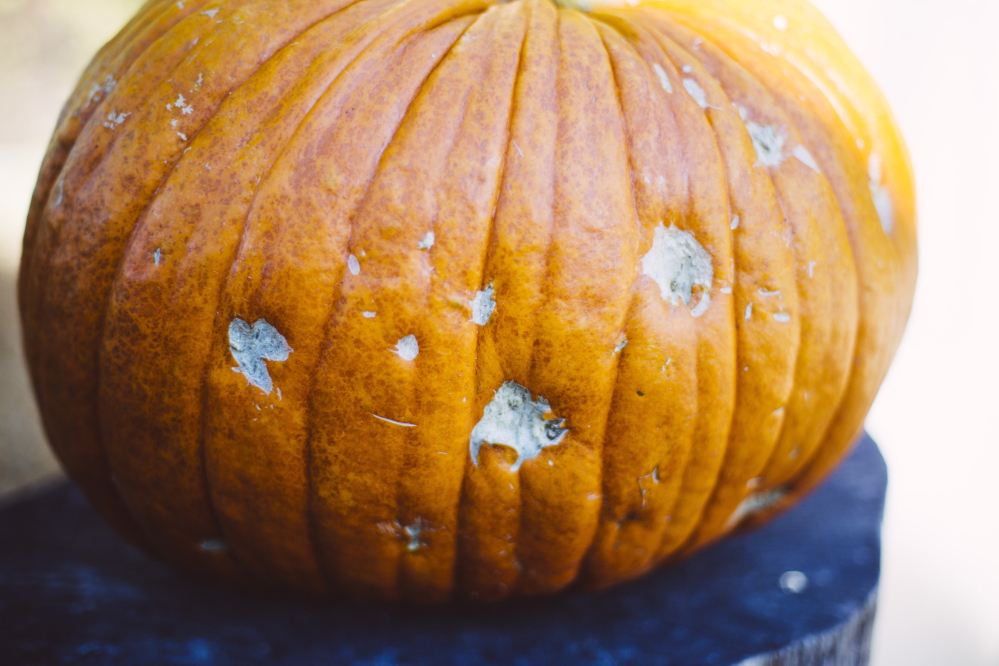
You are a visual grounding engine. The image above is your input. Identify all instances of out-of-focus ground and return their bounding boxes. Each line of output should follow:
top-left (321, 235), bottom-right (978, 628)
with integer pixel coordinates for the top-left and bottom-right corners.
top-left (0, 0), bottom-right (996, 664)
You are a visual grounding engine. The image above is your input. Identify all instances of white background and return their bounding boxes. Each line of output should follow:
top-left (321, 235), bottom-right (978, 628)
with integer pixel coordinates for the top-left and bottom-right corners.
top-left (0, 0), bottom-right (996, 663)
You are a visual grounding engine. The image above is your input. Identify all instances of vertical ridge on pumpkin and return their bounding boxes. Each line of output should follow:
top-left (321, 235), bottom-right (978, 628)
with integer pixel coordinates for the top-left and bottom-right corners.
top-left (639, 21), bottom-right (801, 553)
top-left (24, 0), bottom-right (298, 580)
top-left (653, 19), bottom-right (855, 548)
top-left (92, 0), bottom-right (400, 580)
top-left (391, 0), bottom-right (527, 603)
top-left (300, 0), bottom-right (498, 600)
top-left (455, 0), bottom-right (559, 602)
top-left (613, 24), bottom-right (734, 565)
top-left (656, 6), bottom-right (903, 522)
top-left (15, 0), bottom-right (209, 557)
top-left (510, 7), bottom-right (636, 597)
top-left (579, 17), bottom-right (713, 588)
top-left (200, 3), bottom-right (477, 595)
top-left (659, 24), bottom-right (857, 499)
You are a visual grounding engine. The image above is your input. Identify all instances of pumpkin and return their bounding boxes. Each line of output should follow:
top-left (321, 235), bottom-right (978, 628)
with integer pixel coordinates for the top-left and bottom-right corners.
top-left (18, 0), bottom-right (916, 602)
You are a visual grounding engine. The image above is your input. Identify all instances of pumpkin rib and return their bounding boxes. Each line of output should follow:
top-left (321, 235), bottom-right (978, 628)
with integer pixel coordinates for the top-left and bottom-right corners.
top-left (295, 1), bottom-right (498, 600)
top-left (94, 0), bottom-right (401, 581)
top-left (20, 0), bottom-right (270, 563)
top-left (660, 9), bottom-right (901, 513)
top-left (447, 0), bottom-right (533, 602)
top-left (14, 0), bottom-right (203, 555)
top-left (661, 27), bottom-right (859, 493)
top-left (580, 17), bottom-right (686, 589)
top-left (652, 18), bottom-right (854, 552)
top-left (513, 8), bottom-right (637, 596)
top-left (196, 10), bottom-right (482, 598)
top-left (625, 24), bottom-right (738, 564)
top-left (192, 0), bottom-right (484, 589)
top-left (637, 21), bottom-right (803, 554)
top-left (455, 0), bottom-right (560, 601)
top-left (389, 2), bottom-right (529, 602)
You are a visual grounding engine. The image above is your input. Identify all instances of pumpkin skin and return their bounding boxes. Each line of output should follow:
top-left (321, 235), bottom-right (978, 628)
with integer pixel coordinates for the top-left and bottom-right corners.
top-left (17, 0), bottom-right (916, 602)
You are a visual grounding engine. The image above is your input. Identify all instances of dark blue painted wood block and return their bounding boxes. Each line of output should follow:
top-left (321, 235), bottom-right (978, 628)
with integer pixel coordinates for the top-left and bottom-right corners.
top-left (0, 433), bottom-right (885, 665)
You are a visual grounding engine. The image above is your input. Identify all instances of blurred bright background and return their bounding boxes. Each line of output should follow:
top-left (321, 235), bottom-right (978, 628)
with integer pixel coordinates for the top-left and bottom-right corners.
top-left (0, 0), bottom-right (996, 663)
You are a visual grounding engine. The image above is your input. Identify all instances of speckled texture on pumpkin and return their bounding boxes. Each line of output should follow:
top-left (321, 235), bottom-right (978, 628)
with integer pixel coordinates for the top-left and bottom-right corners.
top-left (18, 0), bottom-right (916, 602)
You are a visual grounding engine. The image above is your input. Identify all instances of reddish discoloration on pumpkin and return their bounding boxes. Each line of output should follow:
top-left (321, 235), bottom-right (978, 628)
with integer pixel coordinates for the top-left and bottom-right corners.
top-left (19, 0), bottom-right (916, 601)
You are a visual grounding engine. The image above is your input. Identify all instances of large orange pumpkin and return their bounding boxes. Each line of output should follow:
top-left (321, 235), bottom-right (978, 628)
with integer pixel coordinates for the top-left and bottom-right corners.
top-left (19, 0), bottom-right (916, 602)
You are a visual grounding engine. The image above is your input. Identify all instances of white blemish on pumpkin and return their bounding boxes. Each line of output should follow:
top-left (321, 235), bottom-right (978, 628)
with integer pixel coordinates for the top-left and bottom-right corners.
top-left (652, 63), bottom-right (673, 93)
top-left (780, 571), bottom-right (809, 594)
top-left (868, 154), bottom-right (894, 234)
top-left (758, 287), bottom-right (781, 297)
top-left (693, 37), bottom-right (703, 49)
top-left (470, 284), bottom-right (497, 326)
top-left (548, 459), bottom-right (554, 466)
top-left (681, 64), bottom-right (692, 73)
top-left (417, 232), bottom-right (435, 250)
top-left (512, 140), bottom-right (524, 158)
top-left (587, 493), bottom-right (602, 501)
top-left (793, 145), bottom-right (820, 172)
top-left (393, 335), bottom-right (419, 361)
top-left (192, 73), bottom-right (203, 92)
top-left (362, 311), bottom-right (376, 318)
top-left (170, 119), bottom-right (179, 128)
top-left (690, 292), bottom-right (711, 318)
top-left (746, 122), bottom-right (786, 167)
top-left (371, 413), bottom-right (417, 427)
top-left (728, 487), bottom-right (786, 527)
top-left (276, 387), bottom-right (282, 400)
top-left (746, 477), bottom-right (762, 489)
top-left (736, 104), bottom-right (749, 121)
top-left (773, 312), bottom-right (791, 323)
top-left (87, 74), bottom-right (117, 106)
top-left (172, 94), bottom-right (194, 115)
top-left (153, 248), bottom-right (162, 266)
top-left (229, 318), bottom-right (293, 394)
top-left (745, 303), bottom-right (753, 320)
top-left (404, 519), bottom-right (426, 551)
top-left (102, 110), bottom-right (130, 130)
top-left (52, 179), bottom-right (63, 207)
top-left (199, 538), bottom-right (227, 553)
top-left (202, 9), bottom-right (219, 18)
top-left (807, 261), bottom-right (817, 278)
top-left (730, 215), bottom-right (740, 230)
top-left (347, 254), bottom-right (360, 275)
top-left (470, 381), bottom-right (568, 472)
top-left (641, 223), bottom-right (713, 309)
top-left (773, 14), bottom-right (789, 30)
top-left (682, 78), bottom-right (710, 109)
top-left (638, 467), bottom-right (660, 507)
top-left (614, 338), bottom-right (628, 354)
top-left (720, 286), bottom-right (732, 294)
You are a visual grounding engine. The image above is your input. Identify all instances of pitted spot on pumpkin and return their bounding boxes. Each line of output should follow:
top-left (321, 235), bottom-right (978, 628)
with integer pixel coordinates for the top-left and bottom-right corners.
top-left (640, 223), bottom-right (713, 310)
top-left (404, 519), bottom-right (426, 552)
top-left (651, 63), bottom-right (673, 94)
top-left (86, 74), bottom-right (117, 107)
top-left (199, 538), bottom-right (227, 553)
top-left (727, 487), bottom-right (786, 528)
top-left (746, 121), bottom-right (786, 167)
top-left (228, 318), bottom-right (293, 395)
top-left (682, 78), bottom-right (710, 109)
top-left (868, 154), bottom-right (894, 234)
top-left (793, 144), bottom-right (821, 173)
top-left (470, 381), bottom-right (568, 473)
top-left (393, 335), bottom-right (419, 361)
top-left (470, 284), bottom-right (496, 326)
top-left (417, 231), bottom-right (435, 250)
